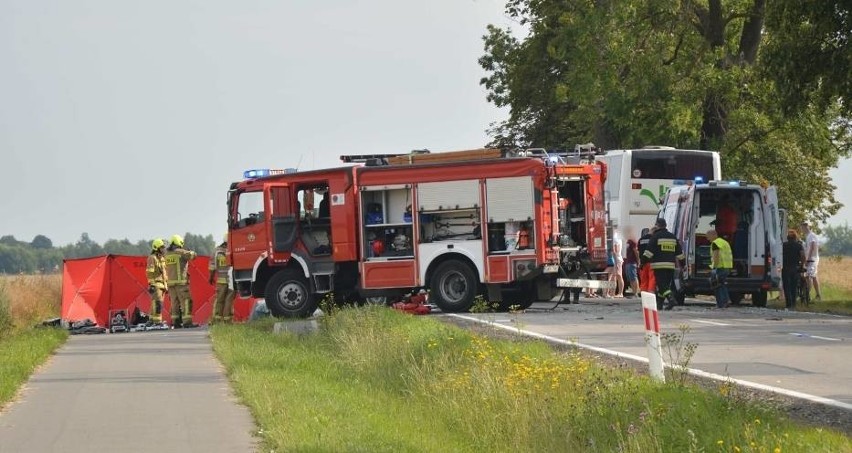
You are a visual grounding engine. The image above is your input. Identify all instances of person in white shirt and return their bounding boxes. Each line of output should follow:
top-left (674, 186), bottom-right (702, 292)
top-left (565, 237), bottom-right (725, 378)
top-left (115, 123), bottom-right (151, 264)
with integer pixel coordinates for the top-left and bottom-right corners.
top-left (800, 221), bottom-right (821, 301)
top-left (607, 228), bottom-right (625, 298)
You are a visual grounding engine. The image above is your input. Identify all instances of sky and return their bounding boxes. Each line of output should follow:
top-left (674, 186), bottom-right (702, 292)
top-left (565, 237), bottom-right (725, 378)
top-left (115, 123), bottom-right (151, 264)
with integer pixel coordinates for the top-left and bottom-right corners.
top-left (1, 1), bottom-right (850, 247)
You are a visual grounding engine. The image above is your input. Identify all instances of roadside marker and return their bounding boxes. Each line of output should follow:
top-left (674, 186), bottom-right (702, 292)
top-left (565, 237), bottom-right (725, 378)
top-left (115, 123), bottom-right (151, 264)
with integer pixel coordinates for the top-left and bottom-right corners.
top-left (641, 291), bottom-right (665, 383)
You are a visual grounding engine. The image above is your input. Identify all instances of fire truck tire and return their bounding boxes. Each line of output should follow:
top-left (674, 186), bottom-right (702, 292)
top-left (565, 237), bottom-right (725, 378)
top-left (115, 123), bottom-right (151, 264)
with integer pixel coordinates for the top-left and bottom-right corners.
top-left (751, 291), bottom-right (767, 307)
top-left (498, 283), bottom-right (535, 311)
top-left (265, 270), bottom-right (318, 318)
top-left (729, 292), bottom-right (744, 305)
top-left (429, 260), bottom-right (478, 313)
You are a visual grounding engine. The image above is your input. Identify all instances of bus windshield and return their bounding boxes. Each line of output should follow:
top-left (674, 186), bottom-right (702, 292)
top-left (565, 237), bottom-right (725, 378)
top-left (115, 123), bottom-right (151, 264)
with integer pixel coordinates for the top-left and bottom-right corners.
top-left (631, 150), bottom-right (716, 181)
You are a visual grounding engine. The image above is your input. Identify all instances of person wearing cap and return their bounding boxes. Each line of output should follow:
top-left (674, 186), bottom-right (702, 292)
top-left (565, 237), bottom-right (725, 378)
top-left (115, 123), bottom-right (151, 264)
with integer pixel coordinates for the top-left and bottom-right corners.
top-left (641, 218), bottom-right (684, 310)
top-left (800, 221), bottom-right (821, 301)
top-left (145, 238), bottom-right (168, 323)
top-left (209, 234), bottom-right (236, 323)
top-left (782, 229), bottom-right (806, 309)
top-left (165, 234), bottom-right (198, 328)
top-left (706, 229), bottom-right (734, 309)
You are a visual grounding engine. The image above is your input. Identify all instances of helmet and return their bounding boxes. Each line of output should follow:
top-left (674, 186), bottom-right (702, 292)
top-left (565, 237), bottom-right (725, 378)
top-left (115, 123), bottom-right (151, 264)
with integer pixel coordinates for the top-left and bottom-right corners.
top-left (151, 238), bottom-right (165, 251)
top-left (170, 234), bottom-right (184, 247)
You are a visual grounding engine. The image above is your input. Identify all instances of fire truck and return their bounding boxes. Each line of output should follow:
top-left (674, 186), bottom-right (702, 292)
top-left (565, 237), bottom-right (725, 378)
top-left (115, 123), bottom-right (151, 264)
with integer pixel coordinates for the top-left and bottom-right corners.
top-left (226, 147), bottom-right (610, 317)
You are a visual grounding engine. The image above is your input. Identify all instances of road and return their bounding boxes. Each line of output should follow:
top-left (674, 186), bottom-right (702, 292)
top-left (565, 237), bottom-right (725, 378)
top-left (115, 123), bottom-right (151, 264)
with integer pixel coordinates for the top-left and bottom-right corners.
top-left (451, 296), bottom-right (852, 409)
top-left (0, 329), bottom-right (257, 453)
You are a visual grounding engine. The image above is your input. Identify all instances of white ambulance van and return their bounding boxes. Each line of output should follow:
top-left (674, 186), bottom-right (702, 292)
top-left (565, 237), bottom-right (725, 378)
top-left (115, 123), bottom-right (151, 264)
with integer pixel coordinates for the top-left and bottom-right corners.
top-left (658, 181), bottom-right (783, 306)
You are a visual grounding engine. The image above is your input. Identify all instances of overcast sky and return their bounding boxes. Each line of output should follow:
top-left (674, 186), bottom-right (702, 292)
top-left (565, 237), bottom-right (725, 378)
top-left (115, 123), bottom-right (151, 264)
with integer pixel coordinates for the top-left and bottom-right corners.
top-left (2, 1), bottom-right (850, 247)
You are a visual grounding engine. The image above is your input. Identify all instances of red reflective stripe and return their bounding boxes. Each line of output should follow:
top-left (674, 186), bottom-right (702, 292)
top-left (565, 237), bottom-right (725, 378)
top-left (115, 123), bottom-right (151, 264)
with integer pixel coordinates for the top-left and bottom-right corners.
top-left (643, 306), bottom-right (661, 334)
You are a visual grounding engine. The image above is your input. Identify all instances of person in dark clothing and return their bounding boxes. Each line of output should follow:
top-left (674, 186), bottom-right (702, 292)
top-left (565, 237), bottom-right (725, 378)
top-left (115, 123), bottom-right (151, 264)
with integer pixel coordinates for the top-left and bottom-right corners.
top-left (641, 218), bottom-right (685, 310)
top-left (624, 238), bottom-right (640, 297)
top-left (782, 229), bottom-right (806, 310)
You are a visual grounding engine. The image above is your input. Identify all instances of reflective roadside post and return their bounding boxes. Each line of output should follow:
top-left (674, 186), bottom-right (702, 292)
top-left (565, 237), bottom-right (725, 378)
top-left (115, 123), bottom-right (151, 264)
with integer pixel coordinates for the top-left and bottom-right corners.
top-left (641, 291), bottom-right (665, 382)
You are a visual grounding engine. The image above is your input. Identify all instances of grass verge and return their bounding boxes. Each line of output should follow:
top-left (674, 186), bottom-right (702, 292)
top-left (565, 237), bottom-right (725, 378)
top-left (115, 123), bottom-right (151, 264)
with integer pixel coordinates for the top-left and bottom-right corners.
top-left (0, 275), bottom-right (68, 410)
top-left (0, 328), bottom-right (68, 409)
top-left (212, 306), bottom-right (850, 452)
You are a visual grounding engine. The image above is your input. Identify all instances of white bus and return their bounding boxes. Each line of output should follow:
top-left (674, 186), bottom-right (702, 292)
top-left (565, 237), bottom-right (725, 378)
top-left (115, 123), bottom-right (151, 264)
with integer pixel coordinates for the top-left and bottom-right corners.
top-left (596, 146), bottom-right (722, 242)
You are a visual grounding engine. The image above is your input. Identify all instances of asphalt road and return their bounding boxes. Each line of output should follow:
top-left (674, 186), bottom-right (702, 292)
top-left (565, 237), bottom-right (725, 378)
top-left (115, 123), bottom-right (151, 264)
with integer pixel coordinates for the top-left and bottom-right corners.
top-left (453, 296), bottom-right (852, 408)
top-left (0, 329), bottom-right (257, 453)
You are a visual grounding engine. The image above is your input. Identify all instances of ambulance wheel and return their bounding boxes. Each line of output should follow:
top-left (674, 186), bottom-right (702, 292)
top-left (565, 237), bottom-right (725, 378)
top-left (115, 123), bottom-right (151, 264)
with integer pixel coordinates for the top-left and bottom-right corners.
top-left (429, 260), bottom-right (478, 313)
top-left (265, 269), bottom-right (318, 318)
top-left (751, 291), bottom-right (767, 307)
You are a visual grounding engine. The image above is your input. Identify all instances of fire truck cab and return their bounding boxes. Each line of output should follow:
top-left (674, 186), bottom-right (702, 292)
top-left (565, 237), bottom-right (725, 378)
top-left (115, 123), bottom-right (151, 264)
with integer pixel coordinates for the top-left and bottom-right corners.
top-left (227, 148), bottom-right (609, 317)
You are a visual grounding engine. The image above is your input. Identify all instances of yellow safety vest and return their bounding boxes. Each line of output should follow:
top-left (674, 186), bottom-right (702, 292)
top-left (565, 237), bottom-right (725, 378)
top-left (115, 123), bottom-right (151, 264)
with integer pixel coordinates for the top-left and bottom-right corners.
top-left (146, 253), bottom-right (168, 289)
top-left (209, 246), bottom-right (229, 285)
top-left (711, 238), bottom-right (733, 269)
top-left (165, 248), bottom-right (196, 286)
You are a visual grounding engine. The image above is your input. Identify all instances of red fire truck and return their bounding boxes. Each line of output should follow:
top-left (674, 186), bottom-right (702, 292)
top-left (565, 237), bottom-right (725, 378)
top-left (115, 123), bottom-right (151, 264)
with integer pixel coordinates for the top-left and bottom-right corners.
top-left (226, 148), bottom-right (610, 317)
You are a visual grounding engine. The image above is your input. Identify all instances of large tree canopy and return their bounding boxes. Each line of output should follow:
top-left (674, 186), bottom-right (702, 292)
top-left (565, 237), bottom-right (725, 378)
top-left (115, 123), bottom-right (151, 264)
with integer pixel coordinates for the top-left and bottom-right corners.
top-left (480, 0), bottom-right (851, 224)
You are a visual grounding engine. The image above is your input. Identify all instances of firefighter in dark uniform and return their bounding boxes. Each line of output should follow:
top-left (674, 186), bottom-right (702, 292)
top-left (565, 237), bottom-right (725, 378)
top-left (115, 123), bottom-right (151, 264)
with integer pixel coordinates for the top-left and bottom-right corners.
top-left (641, 218), bottom-right (684, 310)
top-left (165, 234), bottom-right (198, 328)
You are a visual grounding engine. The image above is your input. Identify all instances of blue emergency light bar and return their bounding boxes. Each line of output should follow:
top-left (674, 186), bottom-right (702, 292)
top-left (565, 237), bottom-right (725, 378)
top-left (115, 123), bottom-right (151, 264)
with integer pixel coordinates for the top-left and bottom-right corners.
top-left (243, 168), bottom-right (296, 179)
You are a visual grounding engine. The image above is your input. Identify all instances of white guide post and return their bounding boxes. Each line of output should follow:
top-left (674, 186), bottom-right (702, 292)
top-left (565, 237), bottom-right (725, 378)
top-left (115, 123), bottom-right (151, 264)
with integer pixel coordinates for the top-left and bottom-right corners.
top-left (641, 291), bottom-right (665, 382)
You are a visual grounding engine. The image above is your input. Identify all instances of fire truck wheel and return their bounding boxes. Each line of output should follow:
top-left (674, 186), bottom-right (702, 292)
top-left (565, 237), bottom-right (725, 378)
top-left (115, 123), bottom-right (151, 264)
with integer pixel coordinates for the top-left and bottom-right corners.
top-left (751, 291), bottom-right (767, 307)
top-left (498, 283), bottom-right (535, 311)
top-left (265, 270), bottom-right (318, 318)
top-left (429, 260), bottom-right (478, 313)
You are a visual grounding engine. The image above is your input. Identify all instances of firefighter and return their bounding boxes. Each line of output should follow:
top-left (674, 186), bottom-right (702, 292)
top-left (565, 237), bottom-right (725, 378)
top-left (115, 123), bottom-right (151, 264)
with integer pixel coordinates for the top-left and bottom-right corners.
top-left (165, 234), bottom-right (198, 328)
top-left (209, 235), bottom-right (236, 323)
top-left (641, 218), bottom-right (684, 311)
top-left (145, 238), bottom-right (168, 323)
top-left (637, 226), bottom-right (656, 293)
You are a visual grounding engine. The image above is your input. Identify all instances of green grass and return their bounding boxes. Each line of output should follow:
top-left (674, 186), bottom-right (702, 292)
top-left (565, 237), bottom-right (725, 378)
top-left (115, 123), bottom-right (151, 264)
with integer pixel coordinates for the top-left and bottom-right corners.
top-left (211, 306), bottom-right (851, 452)
top-left (766, 285), bottom-right (852, 315)
top-left (0, 327), bottom-right (68, 408)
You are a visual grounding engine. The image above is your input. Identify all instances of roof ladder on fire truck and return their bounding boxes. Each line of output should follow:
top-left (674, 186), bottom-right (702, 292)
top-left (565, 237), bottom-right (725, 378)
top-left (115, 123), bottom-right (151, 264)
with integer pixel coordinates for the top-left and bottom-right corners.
top-left (340, 150), bottom-right (431, 166)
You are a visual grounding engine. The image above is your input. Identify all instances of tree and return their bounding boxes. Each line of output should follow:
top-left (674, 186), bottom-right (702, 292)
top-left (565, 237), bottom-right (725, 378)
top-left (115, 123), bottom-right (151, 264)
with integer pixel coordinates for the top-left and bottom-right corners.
top-left (30, 235), bottom-right (53, 249)
top-left (823, 224), bottom-right (852, 256)
top-left (480, 0), bottom-right (851, 224)
top-left (0, 235), bottom-right (21, 247)
top-left (183, 233), bottom-right (215, 256)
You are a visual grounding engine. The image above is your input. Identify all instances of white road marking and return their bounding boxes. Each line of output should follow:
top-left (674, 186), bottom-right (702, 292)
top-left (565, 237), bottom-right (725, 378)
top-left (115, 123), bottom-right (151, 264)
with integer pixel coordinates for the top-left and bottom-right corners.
top-left (450, 313), bottom-right (852, 413)
top-left (690, 319), bottom-right (731, 326)
top-left (790, 333), bottom-right (841, 342)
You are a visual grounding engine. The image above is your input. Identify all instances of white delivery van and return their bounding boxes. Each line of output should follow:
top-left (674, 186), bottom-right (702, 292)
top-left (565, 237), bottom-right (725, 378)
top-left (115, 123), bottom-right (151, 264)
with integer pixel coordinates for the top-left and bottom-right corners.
top-left (658, 181), bottom-right (783, 306)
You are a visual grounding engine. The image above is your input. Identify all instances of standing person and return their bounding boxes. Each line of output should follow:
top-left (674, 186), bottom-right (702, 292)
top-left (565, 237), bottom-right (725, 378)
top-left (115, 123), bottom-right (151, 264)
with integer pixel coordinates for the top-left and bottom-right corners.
top-left (637, 227), bottom-right (657, 293)
top-left (800, 222), bottom-right (822, 301)
top-left (706, 229), bottom-right (733, 309)
top-left (782, 229), bottom-right (806, 310)
top-left (610, 228), bottom-right (625, 298)
top-left (624, 238), bottom-right (640, 298)
top-left (145, 238), bottom-right (168, 324)
top-left (165, 234), bottom-right (198, 328)
top-left (209, 235), bottom-right (236, 323)
top-left (641, 218), bottom-right (684, 310)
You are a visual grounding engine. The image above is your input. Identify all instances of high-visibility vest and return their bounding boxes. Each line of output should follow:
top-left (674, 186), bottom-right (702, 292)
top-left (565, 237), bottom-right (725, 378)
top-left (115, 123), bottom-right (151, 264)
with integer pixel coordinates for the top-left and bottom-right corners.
top-left (711, 237), bottom-right (733, 269)
top-left (146, 253), bottom-right (168, 289)
top-left (209, 246), bottom-right (230, 285)
top-left (165, 248), bottom-right (196, 285)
